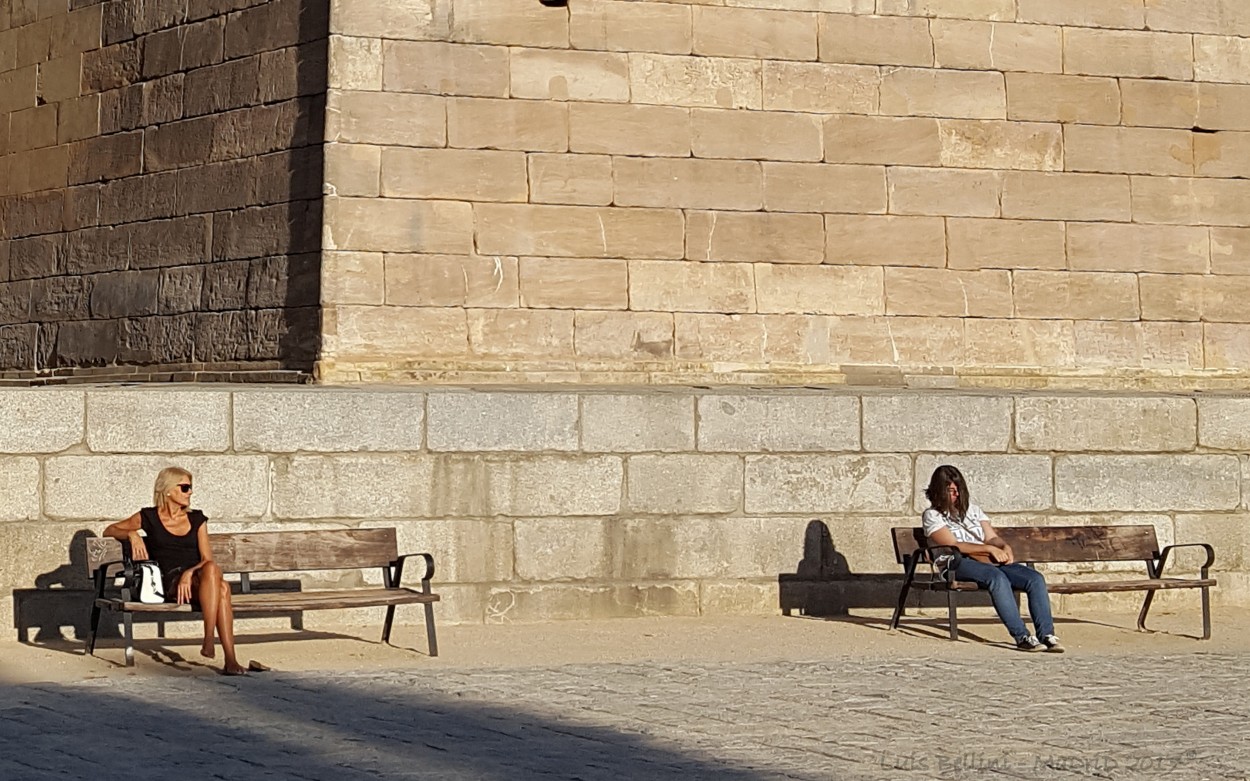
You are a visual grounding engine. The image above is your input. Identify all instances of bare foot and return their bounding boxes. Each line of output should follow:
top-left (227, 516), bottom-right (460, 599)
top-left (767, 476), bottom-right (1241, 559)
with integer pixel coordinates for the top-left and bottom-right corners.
top-left (222, 662), bottom-right (248, 676)
top-left (200, 640), bottom-right (215, 659)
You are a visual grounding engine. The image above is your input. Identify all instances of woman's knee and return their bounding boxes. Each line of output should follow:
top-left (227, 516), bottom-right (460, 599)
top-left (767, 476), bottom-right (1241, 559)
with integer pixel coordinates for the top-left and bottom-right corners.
top-left (201, 560), bottom-right (223, 581)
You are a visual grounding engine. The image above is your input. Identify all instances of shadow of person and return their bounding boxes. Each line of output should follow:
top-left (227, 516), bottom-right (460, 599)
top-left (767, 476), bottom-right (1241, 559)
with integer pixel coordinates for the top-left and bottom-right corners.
top-left (13, 529), bottom-right (115, 645)
top-left (795, 519), bottom-right (851, 579)
top-left (779, 519), bottom-right (912, 620)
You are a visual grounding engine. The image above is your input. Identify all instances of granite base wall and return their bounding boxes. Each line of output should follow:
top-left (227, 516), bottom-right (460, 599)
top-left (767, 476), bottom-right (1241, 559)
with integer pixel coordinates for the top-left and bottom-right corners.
top-left (4, 385), bottom-right (1247, 643)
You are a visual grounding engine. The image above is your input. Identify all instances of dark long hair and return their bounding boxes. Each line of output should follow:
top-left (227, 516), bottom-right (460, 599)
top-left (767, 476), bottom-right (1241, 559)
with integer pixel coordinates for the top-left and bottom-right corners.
top-left (925, 464), bottom-right (969, 519)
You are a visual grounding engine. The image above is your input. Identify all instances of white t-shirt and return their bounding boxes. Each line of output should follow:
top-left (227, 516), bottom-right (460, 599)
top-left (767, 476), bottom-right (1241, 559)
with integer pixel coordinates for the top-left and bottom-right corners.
top-left (922, 505), bottom-right (990, 567)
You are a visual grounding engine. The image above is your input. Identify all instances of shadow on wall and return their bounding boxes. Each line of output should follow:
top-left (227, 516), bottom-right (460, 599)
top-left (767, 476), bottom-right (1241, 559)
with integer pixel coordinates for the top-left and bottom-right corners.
top-left (0, 674), bottom-right (793, 780)
top-left (778, 519), bottom-right (985, 617)
top-left (12, 530), bottom-right (110, 644)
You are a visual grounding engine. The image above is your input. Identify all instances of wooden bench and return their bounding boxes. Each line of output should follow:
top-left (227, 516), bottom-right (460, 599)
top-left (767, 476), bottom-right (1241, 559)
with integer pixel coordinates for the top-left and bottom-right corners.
top-left (85, 528), bottom-right (440, 666)
top-left (888, 525), bottom-right (1215, 641)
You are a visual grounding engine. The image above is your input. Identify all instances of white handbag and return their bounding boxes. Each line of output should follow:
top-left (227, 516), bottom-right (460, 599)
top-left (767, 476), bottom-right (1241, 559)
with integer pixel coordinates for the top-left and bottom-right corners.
top-left (132, 561), bottom-right (166, 604)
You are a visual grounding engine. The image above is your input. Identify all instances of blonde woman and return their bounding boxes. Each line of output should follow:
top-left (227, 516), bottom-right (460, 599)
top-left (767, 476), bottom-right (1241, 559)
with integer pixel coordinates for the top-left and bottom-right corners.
top-left (104, 467), bottom-right (246, 675)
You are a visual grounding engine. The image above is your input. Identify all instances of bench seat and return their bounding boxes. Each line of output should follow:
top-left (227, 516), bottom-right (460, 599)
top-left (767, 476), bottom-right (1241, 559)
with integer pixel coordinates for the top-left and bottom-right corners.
top-left (96, 586), bottom-right (441, 614)
top-left (904, 577), bottom-right (1217, 594)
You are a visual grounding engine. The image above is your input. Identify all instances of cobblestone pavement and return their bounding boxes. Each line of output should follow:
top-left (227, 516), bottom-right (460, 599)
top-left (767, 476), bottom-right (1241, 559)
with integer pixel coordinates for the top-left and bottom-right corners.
top-left (2, 652), bottom-right (1248, 781)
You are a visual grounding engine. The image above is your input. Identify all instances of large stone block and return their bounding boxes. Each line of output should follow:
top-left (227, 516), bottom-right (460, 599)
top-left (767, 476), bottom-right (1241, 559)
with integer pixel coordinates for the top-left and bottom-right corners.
top-left (887, 167), bottom-right (1002, 218)
top-left (693, 5), bottom-right (817, 60)
top-left (427, 391), bottom-right (579, 452)
top-left (691, 107), bottom-right (822, 162)
top-left (862, 395), bottom-right (1011, 452)
top-left (938, 119), bottom-right (1062, 171)
top-left (880, 67), bottom-right (1006, 120)
top-left (510, 49), bottom-right (630, 102)
top-left (0, 390), bottom-right (84, 453)
top-left (818, 12), bottom-right (931, 66)
top-left (614, 157), bottom-right (762, 211)
top-left (616, 516), bottom-right (812, 580)
top-left (569, 102), bottom-right (691, 157)
top-left (380, 147), bottom-right (528, 202)
top-left (762, 61), bottom-right (878, 114)
top-left (324, 197), bottom-right (473, 254)
top-left (383, 40), bottom-right (507, 97)
top-left (514, 518), bottom-right (609, 581)
top-left (451, 0), bottom-right (567, 47)
top-left (362, 519), bottom-right (512, 583)
top-left (385, 253), bottom-right (518, 308)
top-left (686, 211), bottom-right (825, 263)
top-left (0, 457), bottom-right (41, 522)
top-left (485, 582), bottom-right (700, 622)
top-left (85, 390), bottom-right (230, 453)
top-left (1132, 177), bottom-right (1250, 228)
top-left (233, 389), bottom-right (424, 453)
top-left (272, 454), bottom-right (433, 519)
top-left (1121, 79), bottom-right (1197, 128)
top-left (627, 454), bottom-right (742, 514)
top-left (628, 52), bottom-right (762, 110)
top-left (824, 115), bottom-right (941, 166)
top-left (1194, 34), bottom-right (1250, 85)
top-left (447, 96), bottom-right (567, 151)
top-left (1073, 321), bottom-right (1202, 372)
top-left (1198, 398), bottom-right (1250, 450)
top-left (474, 204), bottom-right (684, 259)
top-left (1001, 172), bottom-right (1131, 222)
top-left (1065, 125), bottom-right (1193, 177)
top-left (527, 154), bottom-right (613, 206)
top-left (762, 162), bottom-right (886, 214)
top-left (698, 580), bottom-right (778, 616)
top-left (580, 393), bottom-right (695, 453)
top-left (932, 19), bottom-right (1061, 73)
top-left (573, 311), bottom-right (675, 361)
top-left (328, 305), bottom-right (469, 360)
top-left (488, 456), bottom-right (623, 516)
top-left (1067, 223), bottom-right (1208, 274)
top-left (0, 523), bottom-right (98, 596)
top-left (518, 257), bottom-right (627, 310)
top-left (824, 215), bottom-right (946, 267)
top-left (885, 267), bottom-right (1012, 317)
top-left (753, 264), bottom-right (884, 316)
top-left (947, 218), bottom-right (1065, 270)
top-left (697, 393), bottom-right (859, 452)
top-left (1056, 456), bottom-right (1242, 512)
top-left (570, 0), bottom-right (692, 55)
top-left (1173, 514), bottom-right (1248, 572)
top-left (1013, 271), bottom-right (1140, 321)
top-left (1016, 397), bottom-right (1197, 453)
top-left (629, 260), bottom-right (755, 313)
top-left (1016, 0), bottom-right (1145, 28)
top-left (913, 454), bottom-right (1052, 513)
top-left (1064, 28), bottom-right (1193, 80)
top-left (1006, 72), bottom-right (1119, 125)
top-left (467, 309), bottom-right (575, 360)
top-left (744, 454), bottom-right (912, 514)
top-left (44, 455), bottom-right (270, 521)
top-left (328, 91), bottom-right (445, 147)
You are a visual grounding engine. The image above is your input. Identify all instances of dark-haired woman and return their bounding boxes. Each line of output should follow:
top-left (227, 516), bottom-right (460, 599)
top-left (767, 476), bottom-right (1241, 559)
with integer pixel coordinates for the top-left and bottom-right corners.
top-left (922, 464), bottom-right (1063, 653)
top-left (104, 466), bottom-right (247, 674)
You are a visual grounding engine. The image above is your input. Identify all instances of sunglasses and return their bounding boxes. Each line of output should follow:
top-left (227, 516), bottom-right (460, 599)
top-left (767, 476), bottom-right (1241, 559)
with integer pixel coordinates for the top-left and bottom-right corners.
top-left (177, 484), bottom-right (193, 493)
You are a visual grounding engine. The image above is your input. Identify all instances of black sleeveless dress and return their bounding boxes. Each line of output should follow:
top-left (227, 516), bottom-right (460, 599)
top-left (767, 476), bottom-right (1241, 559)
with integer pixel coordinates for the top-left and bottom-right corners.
top-left (139, 507), bottom-right (207, 603)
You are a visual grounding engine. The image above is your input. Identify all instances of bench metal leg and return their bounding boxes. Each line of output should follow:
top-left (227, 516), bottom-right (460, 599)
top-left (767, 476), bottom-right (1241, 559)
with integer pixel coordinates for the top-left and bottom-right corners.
top-left (87, 604), bottom-right (102, 656)
top-left (382, 605), bottom-right (396, 644)
top-left (1136, 589), bottom-right (1157, 633)
top-left (424, 602), bottom-right (439, 657)
top-left (1201, 586), bottom-right (1212, 640)
top-left (947, 590), bottom-right (960, 641)
top-left (889, 556), bottom-right (919, 631)
top-left (123, 612), bottom-right (135, 667)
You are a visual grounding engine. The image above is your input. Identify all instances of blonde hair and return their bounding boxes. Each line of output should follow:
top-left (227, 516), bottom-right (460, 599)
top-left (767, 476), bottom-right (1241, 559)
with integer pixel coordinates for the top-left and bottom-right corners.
top-left (153, 467), bottom-right (193, 508)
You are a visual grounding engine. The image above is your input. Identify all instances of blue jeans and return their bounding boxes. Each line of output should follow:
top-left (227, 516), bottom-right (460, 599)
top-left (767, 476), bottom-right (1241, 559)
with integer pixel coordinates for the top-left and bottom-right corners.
top-left (951, 559), bottom-right (1055, 641)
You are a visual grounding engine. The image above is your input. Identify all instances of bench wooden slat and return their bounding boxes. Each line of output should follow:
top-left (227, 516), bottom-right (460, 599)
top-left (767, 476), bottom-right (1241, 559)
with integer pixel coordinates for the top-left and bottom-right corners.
top-left (892, 525), bottom-right (1160, 564)
top-left (87, 529), bottom-right (400, 575)
top-left (96, 587), bottom-right (440, 614)
top-left (1047, 578), bottom-right (1217, 594)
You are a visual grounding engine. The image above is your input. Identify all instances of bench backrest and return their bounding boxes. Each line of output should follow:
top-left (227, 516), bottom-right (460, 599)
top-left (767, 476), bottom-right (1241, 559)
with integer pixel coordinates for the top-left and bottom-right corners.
top-left (86, 528), bottom-right (400, 576)
top-left (891, 525), bottom-right (1161, 564)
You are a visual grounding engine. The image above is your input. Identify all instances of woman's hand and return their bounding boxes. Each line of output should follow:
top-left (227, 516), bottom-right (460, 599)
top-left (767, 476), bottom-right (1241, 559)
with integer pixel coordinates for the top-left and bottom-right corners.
top-left (128, 531), bottom-right (148, 562)
top-left (986, 546), bottom-right (1011, 564)
top-left (177, 570), bottom-right (195, 605)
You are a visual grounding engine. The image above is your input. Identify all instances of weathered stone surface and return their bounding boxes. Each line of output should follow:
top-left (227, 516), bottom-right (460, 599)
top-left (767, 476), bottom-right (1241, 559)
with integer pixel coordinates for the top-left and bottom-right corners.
top-left (371, 517), bottom-right (512, 584)
top-left (514, 518), bottom-right (610, 581)
top-left (385, 254), bottom-right (518, 308)
top-left (1064, 28), bottom-right (1193, 80)
top-left (467, 309), bottom-right (574, 360)
top-left (913, 454), bottom-right (1052, 513)
top-left (1067, 223), bottom-right (1208, 274)
top-left (581, 394), bottom-right (695, 453)
top-left (698, 394), bottom-right (859, 452)
top-left (762, 61), bottom-right (877, 114)
top-left (686, 211), bottom-right (825, 263)
top-left (0, 390), bottom-right (83, 454)
top-left (485, 582), bottom-right (700, 622)
top-left (44, 455), bottom-right (269, 520)
top-left (753, 264), bottom-right (884, 316)
top-left (888, 167), bottom-right (1002, 218)
top-left (862, 395), bottom-right (1011, 452)
top-left (234, 389), bottom-right (425, 453)
top-left (1197, 398), bottom-right (1250, 450)
top-left (1174, 514), bottom-right (1249, 572)
top-left (474, 204), bottom-right (684, 259)
top-left (762, 162), bottom-right (886, 213)
top-left (947, 218), bottom-right (1066, 270)
top-left (383, 40), bottom-right (506, 96)
top-left (1056, 455), bottom-right (1242, 512)
top-left (569, 102), bottom-right (691, 157)
top-left (85, 390), bottom-right (230, 452)
top-left (744, 455), bottom-right (912, 514)
top-left (1017, 397), bottom-right (1196, 453)
top-left (880, 68), bottom-right (1006, 120)
top-left (427, 392), bottom-right (579, 452)
top-left (824, 115), bottom-right (941, 166)
top-left (570, 0), bottom-right (692, 55)
top-left (824, 215), bottom-right (946, 266)
top-left (0, 456), bottom-right (41, 521)
top-left (698, 580), bottom-right (778, 616)
top-left (510, 49), bottom-right (630, 102)
top-left (818, 12), bottom-right (931, 66)
top-left (629, 260), bottom-right (755, 314)
top-left (628, 52), bottom-right (762, 110)
top-left (271, 454), bottom-right (434, 519)
top-left (1014, 271), bottom-right (1140, 321)
top-left (488, 456), bottom-right (622, 516)
top-left (627, 454), bottom-right (742, 514)
top-left (617, 516), bottom-right (812, 580)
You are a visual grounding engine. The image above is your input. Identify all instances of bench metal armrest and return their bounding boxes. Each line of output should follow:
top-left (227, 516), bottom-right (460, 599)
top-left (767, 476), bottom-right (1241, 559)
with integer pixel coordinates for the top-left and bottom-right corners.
top-left (1156, 542), bottom-right (1216, 578)
top-left (391, 553), bottom-right (436, 593)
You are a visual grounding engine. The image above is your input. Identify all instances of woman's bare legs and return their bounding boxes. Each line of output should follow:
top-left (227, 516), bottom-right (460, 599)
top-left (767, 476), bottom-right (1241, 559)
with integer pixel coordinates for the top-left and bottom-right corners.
top-left (195, 561), bottom-right (245, 674)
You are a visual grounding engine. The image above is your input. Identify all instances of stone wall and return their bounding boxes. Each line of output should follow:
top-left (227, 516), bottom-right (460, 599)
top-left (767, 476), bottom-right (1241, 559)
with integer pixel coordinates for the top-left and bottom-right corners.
top-left (4, 385), bottom-right (1247, 638)
top-left (317, 0), bottom-right (1250, 388)
top-left (0, 0), bottom-right (324, 380)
